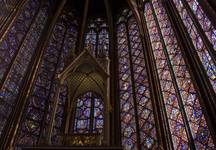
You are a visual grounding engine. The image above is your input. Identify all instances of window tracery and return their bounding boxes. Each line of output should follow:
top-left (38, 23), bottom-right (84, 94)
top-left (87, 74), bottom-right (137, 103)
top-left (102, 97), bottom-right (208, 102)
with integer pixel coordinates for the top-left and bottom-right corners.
top-left (85, 18), bottom-right (109, 57)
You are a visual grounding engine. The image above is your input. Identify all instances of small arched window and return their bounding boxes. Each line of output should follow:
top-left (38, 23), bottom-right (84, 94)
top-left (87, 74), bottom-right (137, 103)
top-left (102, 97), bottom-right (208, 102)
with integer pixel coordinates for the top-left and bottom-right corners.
top-left (72, 91), bottom-right (104, 134)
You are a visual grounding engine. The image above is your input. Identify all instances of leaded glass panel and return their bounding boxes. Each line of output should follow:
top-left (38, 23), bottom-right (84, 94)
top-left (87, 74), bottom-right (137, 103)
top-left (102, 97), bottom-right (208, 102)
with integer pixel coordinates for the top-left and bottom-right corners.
top-left (172, 0), bottom-right (216, 92)
top-left (0, 0), bottom-right (47, 138)
top-left (144, 0), bottom-right (215, 149)
top-left (117, 10), bottom-right (158, 150)
top-left (84, 18), bottom-right (109, 57)
top-left (73, 92), bottom-right (104, 134)
top-left (15, 10), bottom-right (78, 145)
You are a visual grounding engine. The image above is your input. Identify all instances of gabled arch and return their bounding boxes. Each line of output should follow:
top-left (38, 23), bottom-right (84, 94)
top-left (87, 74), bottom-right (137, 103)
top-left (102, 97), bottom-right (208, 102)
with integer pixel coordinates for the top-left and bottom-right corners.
top-left (54, 49), bottom-right (111, 145)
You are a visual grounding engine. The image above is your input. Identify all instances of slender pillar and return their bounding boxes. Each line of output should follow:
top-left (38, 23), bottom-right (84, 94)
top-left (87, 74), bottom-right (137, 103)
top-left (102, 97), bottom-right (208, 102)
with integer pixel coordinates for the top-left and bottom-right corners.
top-left (77, 0), bottom-right (90, 53)
top-left (106, 58), bottom-right (111, 145)
top-left (47, 80), bottom-right (62, 144)
top-left (0, 0), bottom-right (27, 37)
top-left (104, 0), bottom-right (121, 146)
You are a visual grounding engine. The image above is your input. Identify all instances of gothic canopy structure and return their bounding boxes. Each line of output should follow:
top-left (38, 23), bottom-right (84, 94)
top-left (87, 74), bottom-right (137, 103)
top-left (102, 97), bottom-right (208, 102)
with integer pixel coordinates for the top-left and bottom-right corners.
top-left (0, 0), bottom-right (216, 149)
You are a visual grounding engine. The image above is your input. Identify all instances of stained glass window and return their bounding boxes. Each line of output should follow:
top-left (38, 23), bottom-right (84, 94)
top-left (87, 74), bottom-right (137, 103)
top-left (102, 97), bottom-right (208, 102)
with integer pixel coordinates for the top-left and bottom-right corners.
top-left (185, 0), bottom-right (216, 51)
top-left (85, 29), bottom-right (97, 55)
top-left (72, 92), bottom-right (104, 134)
top-left (52, 84), bottom-right (68, 144)
top-left (0, 0), bottom-right (40, 82)
top-left (85, 18), bottom-right (109, 57)
top-left (15, 10), bottom-right (79, 145)
top-left (98, 28), bottom-right (109, 57)
top-left (144, 0), bottom-right (215, 149)
top-left (0, 0), bottom-right (47, 138)
top-left (172, 0), bottom-right (216, 92)
top-left (117, 9), bottom-right (158, 150)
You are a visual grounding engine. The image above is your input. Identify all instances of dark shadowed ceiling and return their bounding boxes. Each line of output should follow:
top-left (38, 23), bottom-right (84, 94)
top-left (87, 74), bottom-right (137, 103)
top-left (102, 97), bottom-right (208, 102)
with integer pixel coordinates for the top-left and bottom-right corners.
top-left (67, 0), bottom-right (128, 17)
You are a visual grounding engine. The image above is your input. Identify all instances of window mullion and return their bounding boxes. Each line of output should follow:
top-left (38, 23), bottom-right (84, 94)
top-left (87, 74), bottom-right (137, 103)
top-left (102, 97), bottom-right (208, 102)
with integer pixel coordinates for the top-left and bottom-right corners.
top-left (95, 28), bottom-right (99, 57)
top-left (89, 94), bottom-right (95, 133)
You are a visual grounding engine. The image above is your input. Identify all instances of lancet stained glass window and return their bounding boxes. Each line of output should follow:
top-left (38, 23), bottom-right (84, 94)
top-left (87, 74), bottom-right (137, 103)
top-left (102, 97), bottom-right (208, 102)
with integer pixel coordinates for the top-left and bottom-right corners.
top-left (84, 18), bottom-right (109, 57)
top-left (15, 10), bottom-right (79, 145)
top-left (172, 0), bottom-right (216, 92)
top-left (0, 0), bottom-right (40, 82)
top-left (185, 0), bottom-right (216, 51)
top-left (0, 0), bottom-right (48, 139)
top-left (73, 92), bottom-right (104, 134)
top-left (117, 9), bottom-right (158, 150)
top-left (144, 0), bottom-right (215, 149)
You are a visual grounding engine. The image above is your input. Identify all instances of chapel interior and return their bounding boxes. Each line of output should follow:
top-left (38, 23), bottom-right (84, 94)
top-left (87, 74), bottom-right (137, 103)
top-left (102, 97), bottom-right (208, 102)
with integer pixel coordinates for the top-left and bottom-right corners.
top-left (0, 0), bottom-right (216, 149)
